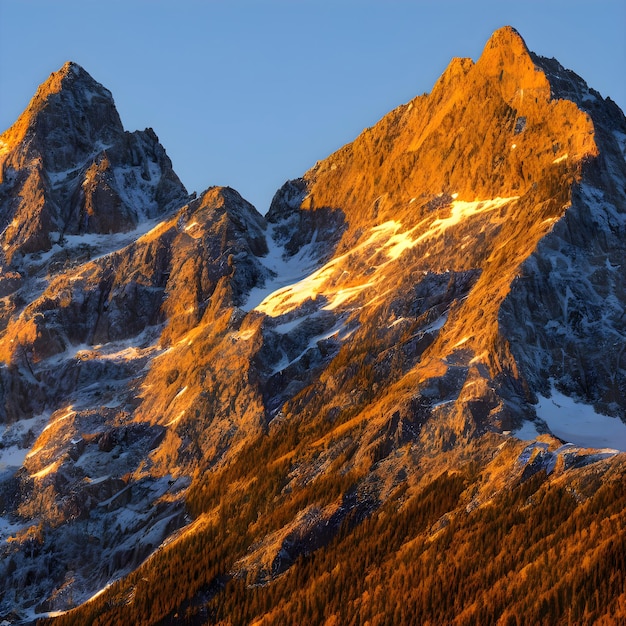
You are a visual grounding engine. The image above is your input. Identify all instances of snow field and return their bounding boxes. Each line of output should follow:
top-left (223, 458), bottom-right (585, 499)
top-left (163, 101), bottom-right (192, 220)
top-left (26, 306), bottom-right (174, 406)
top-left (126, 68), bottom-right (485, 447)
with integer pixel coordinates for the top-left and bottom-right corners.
top-left (535, 386), bottom-right (626, 451)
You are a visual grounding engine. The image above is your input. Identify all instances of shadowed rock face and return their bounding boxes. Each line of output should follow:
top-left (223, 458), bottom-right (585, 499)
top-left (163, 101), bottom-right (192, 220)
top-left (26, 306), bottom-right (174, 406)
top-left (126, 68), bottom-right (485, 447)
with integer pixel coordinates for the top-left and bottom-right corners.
top-left (1, 62), bottom-right (125, 174)
top-left (1, 28), bottom-right (626, 622)
top-left (0, 62), bottom-right (188, 263)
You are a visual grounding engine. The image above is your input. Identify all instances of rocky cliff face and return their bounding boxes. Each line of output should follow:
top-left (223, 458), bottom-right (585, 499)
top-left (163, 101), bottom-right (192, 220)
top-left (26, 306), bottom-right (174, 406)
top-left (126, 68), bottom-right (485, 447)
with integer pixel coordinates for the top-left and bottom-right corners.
top-left (261, 26), bottom-right (625, 435)
top-left (1, 27), bottom-right (625, 624)
top-left (500, 50), bottom-right (626, 415)
top-left (0, 62), bottom-right (187, 265)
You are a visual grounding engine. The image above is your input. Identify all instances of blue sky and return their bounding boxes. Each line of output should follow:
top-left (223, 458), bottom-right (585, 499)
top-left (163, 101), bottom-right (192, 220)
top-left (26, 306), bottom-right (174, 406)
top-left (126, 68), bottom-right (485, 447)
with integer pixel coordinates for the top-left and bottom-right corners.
top-left (1, 1), bottom-right (624, 212)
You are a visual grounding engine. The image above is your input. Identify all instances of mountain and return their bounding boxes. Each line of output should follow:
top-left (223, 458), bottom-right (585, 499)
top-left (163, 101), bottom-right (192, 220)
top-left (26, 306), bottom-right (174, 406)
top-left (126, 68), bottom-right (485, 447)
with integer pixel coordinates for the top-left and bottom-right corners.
top-left (0, 26), bottom-right (625, 625)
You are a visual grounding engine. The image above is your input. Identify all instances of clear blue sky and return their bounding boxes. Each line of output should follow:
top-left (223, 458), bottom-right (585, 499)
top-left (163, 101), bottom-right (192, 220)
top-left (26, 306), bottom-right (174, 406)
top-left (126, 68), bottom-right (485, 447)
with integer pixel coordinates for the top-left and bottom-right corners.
top-left (1, 1), bottom-right (624, 212)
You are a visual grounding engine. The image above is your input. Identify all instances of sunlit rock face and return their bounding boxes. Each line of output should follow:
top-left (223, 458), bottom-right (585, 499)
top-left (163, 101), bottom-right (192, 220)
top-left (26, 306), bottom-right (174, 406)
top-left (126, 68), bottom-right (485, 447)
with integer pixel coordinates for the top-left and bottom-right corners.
top-left (1, 27), bottom-right (626, 623)
top-left (261, 25), bottom-right (618, 432)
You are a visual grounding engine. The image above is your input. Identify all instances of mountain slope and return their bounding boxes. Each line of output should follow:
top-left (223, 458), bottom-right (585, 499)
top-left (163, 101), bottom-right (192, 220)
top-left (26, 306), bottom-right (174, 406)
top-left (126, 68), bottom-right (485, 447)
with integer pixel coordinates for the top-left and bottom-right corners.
top-left (0, 27), bottom-right (625, 625)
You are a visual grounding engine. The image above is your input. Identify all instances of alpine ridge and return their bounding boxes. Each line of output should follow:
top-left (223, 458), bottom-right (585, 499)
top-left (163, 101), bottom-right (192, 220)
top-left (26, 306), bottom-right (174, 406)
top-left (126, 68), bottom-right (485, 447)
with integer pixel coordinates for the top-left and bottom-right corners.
top-left (1, 26), bottom-right (625, 624)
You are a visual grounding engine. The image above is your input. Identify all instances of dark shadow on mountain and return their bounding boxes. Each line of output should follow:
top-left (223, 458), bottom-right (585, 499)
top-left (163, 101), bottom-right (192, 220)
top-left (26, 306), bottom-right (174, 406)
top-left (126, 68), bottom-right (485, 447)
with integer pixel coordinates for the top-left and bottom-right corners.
top-left (266, 178), bottom-right (347, 261)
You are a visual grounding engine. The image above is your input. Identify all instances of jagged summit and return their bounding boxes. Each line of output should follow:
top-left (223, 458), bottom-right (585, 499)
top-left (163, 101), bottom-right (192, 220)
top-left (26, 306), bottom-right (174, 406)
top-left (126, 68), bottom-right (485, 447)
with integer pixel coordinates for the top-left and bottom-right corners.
top-left (57, 60), bottom-right (92, 78)
top-left (431, 27), bottom-right (532, 93)
top-left (283, 23), bottom-right (596, 239)
top-left (0, 61), bottom-right (187, 264)
top-left (482, 25), bottom-right (528, 54)
top-left (36, 60), bottom-right (113, 101)
top-left (0, 61), bottom-right (123, 173)
top-left (475, 25), bottom-right (550, 104)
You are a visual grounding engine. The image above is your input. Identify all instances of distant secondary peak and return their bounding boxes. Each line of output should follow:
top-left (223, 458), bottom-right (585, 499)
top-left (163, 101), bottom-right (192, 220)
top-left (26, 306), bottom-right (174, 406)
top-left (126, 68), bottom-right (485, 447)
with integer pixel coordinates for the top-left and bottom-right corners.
top-left (4, 60), bottom-right (120, 139)
top-left (0, 61), bottom-right (124, 172)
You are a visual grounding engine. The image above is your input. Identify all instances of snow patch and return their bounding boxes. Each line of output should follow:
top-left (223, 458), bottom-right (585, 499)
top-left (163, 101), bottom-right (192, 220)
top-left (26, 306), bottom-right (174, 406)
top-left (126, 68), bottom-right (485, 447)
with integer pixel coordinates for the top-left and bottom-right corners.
top-left (165, 411), bottom-right (185, 427)
top-left (0, 514), bottom-right (24, 541)
top-left (183, 220), bottom-right (204, 238)
top-left (112, 162), bottom-right (160, 219)
top-left (535, 386), bottom-right (626, 451)
top-left (41, 406), bottom-right (75, 434)
top-left (273, 317), bottom-right (308, 335)
top-left (453, 336), bottom-right (470, 348)
top-left (423, 196), bottom-right (518, 239)
top-left (469, 351), bottom-right (488, 365)
top-left (270, 318), bottom-right (354, 375)
top-left (371, 197), bottom-right (520, 262)
top-left (0, 445), bottom-right (29, 471)
top-left (19, 215), bottom-right (168, 278)
top-left (0, 412), bottom-right (51, 467)
top-left (173, 386), bottom-right (188, 400)
top-left (513, 420), bottom-right (541, 441)
top-left (382, 223), bottom-right (421, 260)
top-left (244, 224), bottom-right (323, 312)
top-left (423, 313), bottom-right (448, 334)
top-left (251, 207), bottom-right (505, 318)
top-left (389, 317), bottom-right (408, 328)
top-left (250, 223), bottom-right (388, 316)
top-left (30, 459), bottom-right (61, 479)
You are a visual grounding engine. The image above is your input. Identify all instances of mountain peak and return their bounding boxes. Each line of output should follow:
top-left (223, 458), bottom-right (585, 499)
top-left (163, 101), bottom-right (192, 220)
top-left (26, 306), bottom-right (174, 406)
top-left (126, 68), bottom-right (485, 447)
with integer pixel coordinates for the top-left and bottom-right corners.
top-left (484, 25), bottom-right (528, 53)
top-left (476, 25), bottom-right (550, 104)
top-left (478, 25), bottom-right (533, 68)
top-left (48, 60), bottom-right (87, 82)
top-left (0, 62), bottom-right (187, 261)
top-left (0, 60), bottom-right (123, 172)
top-left (60, 59), bottom-right (83, 75)
top-left (34, 60), bottom-right (113, 101)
